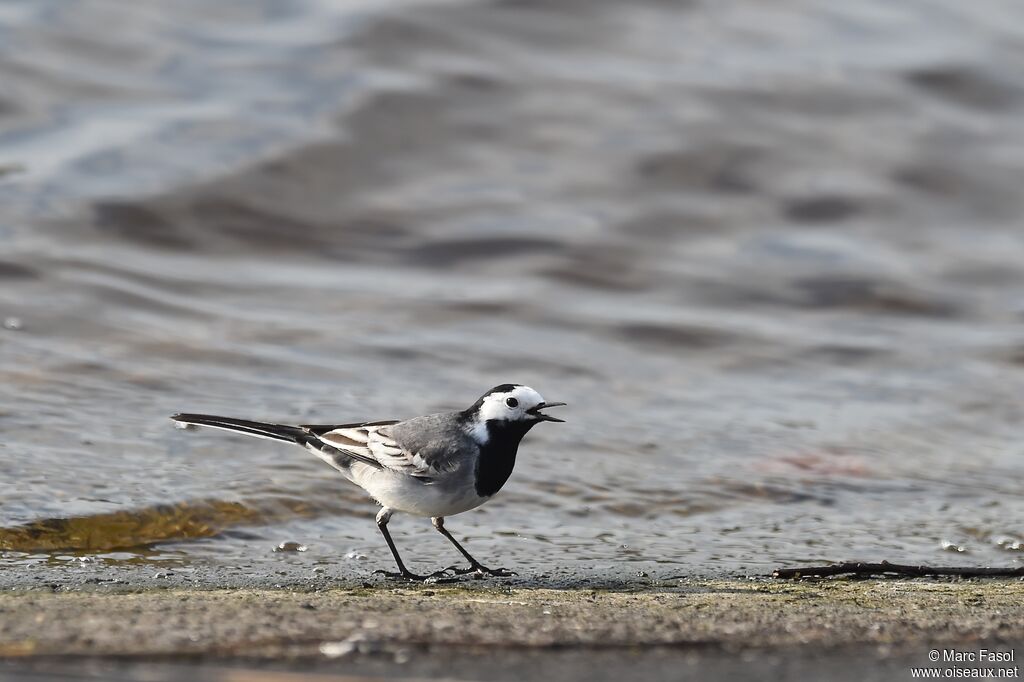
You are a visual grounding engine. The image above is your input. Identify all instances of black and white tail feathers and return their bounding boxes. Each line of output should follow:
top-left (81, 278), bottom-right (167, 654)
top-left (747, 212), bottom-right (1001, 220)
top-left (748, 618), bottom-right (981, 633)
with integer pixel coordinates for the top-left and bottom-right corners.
top-left (171, 413), bottom-right (315, 445)
top-left (170, 413), bottom-right (392, 473)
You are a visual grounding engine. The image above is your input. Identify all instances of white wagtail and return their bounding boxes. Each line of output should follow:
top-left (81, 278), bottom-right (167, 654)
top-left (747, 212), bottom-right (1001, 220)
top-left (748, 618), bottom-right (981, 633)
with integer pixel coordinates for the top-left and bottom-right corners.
top-left (172, 384), bottom-right (565, 580)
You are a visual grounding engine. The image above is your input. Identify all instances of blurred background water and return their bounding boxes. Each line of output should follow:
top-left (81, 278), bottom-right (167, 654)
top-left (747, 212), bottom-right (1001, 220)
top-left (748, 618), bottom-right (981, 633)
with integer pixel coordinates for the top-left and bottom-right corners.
top-left (1, 0), bottom-right (1023, 583)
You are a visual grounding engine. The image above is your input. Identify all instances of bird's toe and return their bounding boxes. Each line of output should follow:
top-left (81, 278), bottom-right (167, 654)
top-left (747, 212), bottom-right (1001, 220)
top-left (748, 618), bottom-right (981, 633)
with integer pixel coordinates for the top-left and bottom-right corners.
top-left (374, 568), bottom-right (457, 583)
top-left (485, 567), bottom-right (517, 577)
top-left (446, 564), bottom-right (516, 578)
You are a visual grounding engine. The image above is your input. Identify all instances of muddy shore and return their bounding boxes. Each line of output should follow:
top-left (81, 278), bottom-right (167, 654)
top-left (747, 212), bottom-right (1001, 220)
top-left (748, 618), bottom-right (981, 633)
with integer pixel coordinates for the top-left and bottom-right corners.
top-left (0, 578), bottom-right (1021, 680)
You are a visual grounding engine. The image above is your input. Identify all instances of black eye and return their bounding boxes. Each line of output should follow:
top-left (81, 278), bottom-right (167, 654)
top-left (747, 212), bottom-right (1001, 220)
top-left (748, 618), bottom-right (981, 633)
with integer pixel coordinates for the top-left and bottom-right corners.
top-left (505, 397), bottom-right (519, 408)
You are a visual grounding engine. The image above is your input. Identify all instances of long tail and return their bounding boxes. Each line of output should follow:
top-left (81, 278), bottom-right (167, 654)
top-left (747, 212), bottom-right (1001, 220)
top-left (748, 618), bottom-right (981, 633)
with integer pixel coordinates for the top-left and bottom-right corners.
top-left (171, 413), bottom-right (313, 445)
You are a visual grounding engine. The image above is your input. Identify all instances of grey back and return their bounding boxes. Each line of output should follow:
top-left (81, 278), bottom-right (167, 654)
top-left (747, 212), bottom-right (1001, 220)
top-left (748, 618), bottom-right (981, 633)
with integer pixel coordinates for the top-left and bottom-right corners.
top-left (383, 412), bottom-right (478, 474)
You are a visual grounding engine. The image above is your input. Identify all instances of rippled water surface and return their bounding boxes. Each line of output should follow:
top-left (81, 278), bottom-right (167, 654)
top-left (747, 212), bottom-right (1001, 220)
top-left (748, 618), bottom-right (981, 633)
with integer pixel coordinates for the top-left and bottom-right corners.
top-left (1, 0), bottom-right (1023, 582)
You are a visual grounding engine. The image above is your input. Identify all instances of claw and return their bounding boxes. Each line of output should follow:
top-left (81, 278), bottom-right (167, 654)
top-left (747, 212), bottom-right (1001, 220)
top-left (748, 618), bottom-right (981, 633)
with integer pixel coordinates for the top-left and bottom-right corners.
top-left (374, 568), bottom-right (458, 583)
top-left (446, 564), bottom-right (517, 577)
top-left (485, 567), bottom-right (517, 577)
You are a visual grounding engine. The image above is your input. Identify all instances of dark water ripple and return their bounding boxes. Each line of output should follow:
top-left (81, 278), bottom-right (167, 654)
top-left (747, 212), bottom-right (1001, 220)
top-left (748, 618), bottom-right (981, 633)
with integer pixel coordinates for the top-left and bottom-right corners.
top-left (1, 0), bottom-right (1024, 580)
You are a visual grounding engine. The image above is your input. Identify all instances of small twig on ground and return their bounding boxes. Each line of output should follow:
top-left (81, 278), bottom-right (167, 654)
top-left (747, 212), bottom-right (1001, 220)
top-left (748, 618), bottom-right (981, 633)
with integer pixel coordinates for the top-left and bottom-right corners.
top-left (772, 561), bottom-right (1024, 579)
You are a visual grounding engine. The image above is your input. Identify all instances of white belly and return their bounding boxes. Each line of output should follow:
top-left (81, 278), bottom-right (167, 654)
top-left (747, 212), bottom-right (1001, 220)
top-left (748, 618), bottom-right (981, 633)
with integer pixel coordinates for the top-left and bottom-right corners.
top-left (346, 464), bottom-right (488, 517)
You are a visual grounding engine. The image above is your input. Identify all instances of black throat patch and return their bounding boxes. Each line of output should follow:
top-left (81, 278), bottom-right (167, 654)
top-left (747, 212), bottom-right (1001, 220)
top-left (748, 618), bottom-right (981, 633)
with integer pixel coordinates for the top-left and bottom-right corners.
top-left (474, 419), bottom-right (536, 497)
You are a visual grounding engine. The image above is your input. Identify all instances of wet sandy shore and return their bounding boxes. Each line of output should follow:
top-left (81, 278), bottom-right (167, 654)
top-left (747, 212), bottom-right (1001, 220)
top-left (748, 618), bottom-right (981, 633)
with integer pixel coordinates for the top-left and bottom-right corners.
top-left (0, 578), bottom-right (1021, 680)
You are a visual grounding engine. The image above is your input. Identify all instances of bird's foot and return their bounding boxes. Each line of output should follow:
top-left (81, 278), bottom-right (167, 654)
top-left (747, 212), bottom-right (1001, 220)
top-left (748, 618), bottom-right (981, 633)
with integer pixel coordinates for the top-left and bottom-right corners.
top-left (373, 568), bottom-right (457, 583)
top-left (446, 564), bottom-right (517, 578)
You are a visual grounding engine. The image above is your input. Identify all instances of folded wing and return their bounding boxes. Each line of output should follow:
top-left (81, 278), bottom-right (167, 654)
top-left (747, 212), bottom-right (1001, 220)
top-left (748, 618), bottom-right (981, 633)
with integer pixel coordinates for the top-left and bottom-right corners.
top-left (305, 421), bottom-right (450, 482)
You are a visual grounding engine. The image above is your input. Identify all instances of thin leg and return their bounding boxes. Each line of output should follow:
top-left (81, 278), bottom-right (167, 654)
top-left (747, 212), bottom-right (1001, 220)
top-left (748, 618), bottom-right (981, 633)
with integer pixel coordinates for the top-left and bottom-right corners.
top-left (373, 508), bottom-right (453, 582)
top-left (432, 517), bottom-right (516, 577)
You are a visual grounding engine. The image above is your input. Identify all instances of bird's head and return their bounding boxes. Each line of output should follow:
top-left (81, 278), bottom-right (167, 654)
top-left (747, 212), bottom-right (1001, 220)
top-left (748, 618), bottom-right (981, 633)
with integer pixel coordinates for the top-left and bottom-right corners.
top-left (466, 384), bottom-right (566, 426)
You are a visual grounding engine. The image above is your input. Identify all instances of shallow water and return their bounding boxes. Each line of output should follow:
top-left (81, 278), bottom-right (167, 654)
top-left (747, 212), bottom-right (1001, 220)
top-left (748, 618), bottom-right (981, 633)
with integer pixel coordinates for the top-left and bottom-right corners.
top-left (1, 0), bottom-right (1024, 583)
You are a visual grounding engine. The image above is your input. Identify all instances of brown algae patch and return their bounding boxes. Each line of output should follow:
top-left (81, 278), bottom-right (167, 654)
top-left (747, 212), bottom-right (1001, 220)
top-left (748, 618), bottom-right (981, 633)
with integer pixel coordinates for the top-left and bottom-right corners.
top-left (0, 579), bottom-right (1022, 659)
top-left (0, 487), bottom-right (364, 553)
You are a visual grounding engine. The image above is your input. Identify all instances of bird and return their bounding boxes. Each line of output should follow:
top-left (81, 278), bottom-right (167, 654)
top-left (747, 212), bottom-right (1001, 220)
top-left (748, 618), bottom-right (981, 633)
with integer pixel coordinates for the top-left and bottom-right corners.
top-left (171, 384), bottom-right (565, 581)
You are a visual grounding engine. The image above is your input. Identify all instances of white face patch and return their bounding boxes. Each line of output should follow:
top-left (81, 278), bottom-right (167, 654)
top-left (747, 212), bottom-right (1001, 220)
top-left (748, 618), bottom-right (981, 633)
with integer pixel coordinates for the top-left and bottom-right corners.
top-left (476, 385), bottom-right (546, 423)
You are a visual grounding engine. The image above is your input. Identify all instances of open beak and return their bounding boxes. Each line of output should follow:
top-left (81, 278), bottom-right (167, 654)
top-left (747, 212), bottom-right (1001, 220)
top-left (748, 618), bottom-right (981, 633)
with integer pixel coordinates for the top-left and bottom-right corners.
top-left (529, 401), bottom-right (567, 422)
